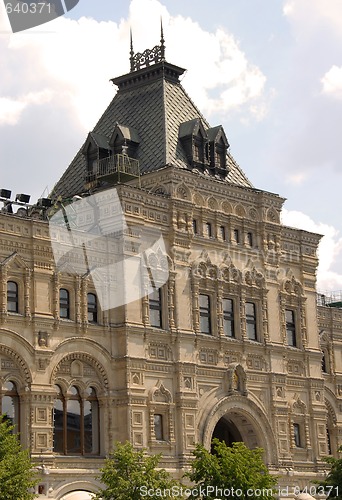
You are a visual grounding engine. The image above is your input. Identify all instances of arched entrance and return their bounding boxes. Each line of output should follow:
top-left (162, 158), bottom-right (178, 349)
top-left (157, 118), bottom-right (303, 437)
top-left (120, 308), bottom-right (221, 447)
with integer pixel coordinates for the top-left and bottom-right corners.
top-left (60, 491), bottom-right (94, 500)
top-left (212, 416), bottom-right (243, 446)
top-left (211, 410), bottom-right (260, 449)
top-left (201, 395), bottom-right (278, 465)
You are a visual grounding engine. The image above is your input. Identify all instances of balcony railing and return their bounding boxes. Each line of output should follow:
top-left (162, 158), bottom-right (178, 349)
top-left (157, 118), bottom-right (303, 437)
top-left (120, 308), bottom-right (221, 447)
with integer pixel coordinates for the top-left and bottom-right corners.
top-left (85, 154), bottom-right (140, 185)
top-left (317, 291), bottom-right (342, 308)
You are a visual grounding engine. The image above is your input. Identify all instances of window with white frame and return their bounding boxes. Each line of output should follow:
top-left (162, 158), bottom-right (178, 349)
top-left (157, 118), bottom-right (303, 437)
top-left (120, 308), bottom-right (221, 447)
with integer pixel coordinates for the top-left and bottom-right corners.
top-left (149, 288), bottom-right (162, 328)
top-left (0, 381), bottom-right (19, 430)
top-left (7, 281), bottom-right (19, 313)
top-left (199, 294), bottom-right (211, 334)
top-left (53, 385), bottom-right (99, 455)
top-left (293, 423), bottom-right (302, 448)
top-left (223, 298), bottom-right (235, 337)
top-left (286, 309), bottom-right (297, 347)
top-left (246, 301), bottom-right (257, 340)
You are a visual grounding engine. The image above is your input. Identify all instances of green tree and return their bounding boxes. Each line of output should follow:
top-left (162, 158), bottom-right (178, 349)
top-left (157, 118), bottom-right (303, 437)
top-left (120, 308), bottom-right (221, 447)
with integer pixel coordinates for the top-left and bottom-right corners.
top-left (0, 416), bottom-right (37, 499)
top-left (316, 449), bottom-right (342, 500)
top-left (186, 439), bottom-right (277, 500)
top-left (94, 441), bottom-right (182, 500)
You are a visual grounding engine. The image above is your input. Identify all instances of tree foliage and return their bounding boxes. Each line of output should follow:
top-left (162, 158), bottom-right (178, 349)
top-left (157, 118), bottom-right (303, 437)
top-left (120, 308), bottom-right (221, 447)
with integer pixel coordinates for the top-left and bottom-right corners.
top-left (316, 449), bottom-right (342, 500)
top-left (186, 439), bottom-right (277, 500)
top-left (94, 441), bottom-right (182, 500)
top-left (0, 416), bottom-right (37, 500)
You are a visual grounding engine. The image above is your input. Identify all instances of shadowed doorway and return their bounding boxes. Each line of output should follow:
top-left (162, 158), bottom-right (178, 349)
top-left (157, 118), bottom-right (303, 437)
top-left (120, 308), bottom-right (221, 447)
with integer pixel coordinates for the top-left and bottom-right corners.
top-left (212, 416), bottom-right (243, 448)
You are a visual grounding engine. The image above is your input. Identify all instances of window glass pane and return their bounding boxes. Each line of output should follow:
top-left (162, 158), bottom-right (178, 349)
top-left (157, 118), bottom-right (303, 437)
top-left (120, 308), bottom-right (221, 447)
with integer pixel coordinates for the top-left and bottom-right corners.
top-left (7, 281), bottom-right (18, 313)
top-left (53, 399), bottom-right (64, 453)
top-left (322, 352), bottom-right (328, 373)
top-left (60, 289), bottom-right (70, 318)
top-left (293, 424), bottom-right (301, 447)
top-left (84, 398), bottom-right (99, 454)
top-left (223, 298), bottom-right (234, 337)
top-left (246, 302), bottom-right (257, 340)
top-left (199, 294), bottom-right (211, 334)
top-left (67, 398), bottom-right (81, 454)
top-left (2, 381), bottom-right (18, 428)
top-left (2, 396), bottom-right (15, 424)
top-left (154, 414), bottom-right (163, 440)
top-left (87, 293), bottom-right (98, 322)
top-left (286, 309), bottom-right (296, 346)
top-left (3, 381), bottom-right (16, 391)
top-left (193, 219), bottom-right (198, 234)
top-left (149, 289), bottom-right (162, 328)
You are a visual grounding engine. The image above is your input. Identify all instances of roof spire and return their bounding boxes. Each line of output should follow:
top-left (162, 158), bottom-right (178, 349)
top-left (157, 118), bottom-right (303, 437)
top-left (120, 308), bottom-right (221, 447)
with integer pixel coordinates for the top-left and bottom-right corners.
top-left (130, 28), bottom-right (134, 72)
top-left (160, 18), bottom-right (165, 61)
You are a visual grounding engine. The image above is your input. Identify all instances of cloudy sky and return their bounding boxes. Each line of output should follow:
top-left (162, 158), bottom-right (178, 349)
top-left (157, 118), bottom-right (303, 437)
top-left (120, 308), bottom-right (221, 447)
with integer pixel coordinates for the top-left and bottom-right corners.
top-left (0, 0), bottom-right (341, 292)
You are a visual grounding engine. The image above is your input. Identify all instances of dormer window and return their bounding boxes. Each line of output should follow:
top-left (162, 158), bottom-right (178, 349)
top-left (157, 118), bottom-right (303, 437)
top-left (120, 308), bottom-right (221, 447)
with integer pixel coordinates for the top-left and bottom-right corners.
top-left (179, 118), bottom-right (208, 170)
top-left (207, 125), bottom-right (229, 176)
top-left (109, 124), bottom-right (140, 159)
top-left (82, 132), bottom-right (111, 183)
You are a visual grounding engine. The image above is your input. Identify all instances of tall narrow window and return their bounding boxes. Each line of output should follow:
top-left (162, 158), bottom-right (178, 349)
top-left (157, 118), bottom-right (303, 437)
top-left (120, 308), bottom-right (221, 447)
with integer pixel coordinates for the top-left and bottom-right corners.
top-left (322, 351), bottom-right (328, 373)
top-left (154, 414), bottom-right (164, 441)
top-left (53, 385), bottom-right (64, 454)
top-left (219, 226), bottom-right (226, 241)
top-left (7, 281), bottom-right (18, 313)
top-left (206, 222), bottom-right (212, 238)
top-left (67, 386), bottom-right (81, 454)
top-left (59, 288), bottom-right (70, 319)
top-left (53, 385), bottom-right (100, 456)
top-left (223, 298), bottom-right (234, 337)
top-left (233, 229), bottom-right (240, 243)
top-left (293, 423), bottom-right (301, 447)
top-left (199, 294), bottom-right (211, 334)
top-left (84, 387), bottom-right (99, 454)
top-left (286, 310), bottom-right (296, 346)
top-left (149, 288), bottom-right (162, 328)
top-left (246, 302), bottom-right (257, 340)
top-left (87, 293), bottom-right (98, 323)
top-left (1, 381), bottom-right (19, 430)
top-left (246, 232), bottom-right (253, 247)
top-left (192, 219), bottom-right (198, 234)
top-left (327, 427), bottom-right (332, 455)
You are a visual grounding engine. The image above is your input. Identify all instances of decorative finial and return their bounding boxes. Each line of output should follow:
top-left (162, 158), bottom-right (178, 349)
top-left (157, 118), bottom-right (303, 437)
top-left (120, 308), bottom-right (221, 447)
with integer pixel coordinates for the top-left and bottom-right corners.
top-left (160, 18), bottom-right (165, 61)
top-left (130, 28), bottom-right (134, 72)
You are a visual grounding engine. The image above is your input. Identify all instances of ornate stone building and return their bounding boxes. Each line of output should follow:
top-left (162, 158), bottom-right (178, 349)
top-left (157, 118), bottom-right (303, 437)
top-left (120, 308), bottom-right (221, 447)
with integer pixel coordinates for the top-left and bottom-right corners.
top-left (0, 33), bottom-right (341, 499)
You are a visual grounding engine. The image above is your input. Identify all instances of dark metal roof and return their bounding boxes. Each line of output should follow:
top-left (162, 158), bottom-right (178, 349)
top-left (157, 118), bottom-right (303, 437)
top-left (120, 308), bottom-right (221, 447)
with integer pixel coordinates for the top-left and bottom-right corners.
top-left (52, 61), bottom-right (253, 199)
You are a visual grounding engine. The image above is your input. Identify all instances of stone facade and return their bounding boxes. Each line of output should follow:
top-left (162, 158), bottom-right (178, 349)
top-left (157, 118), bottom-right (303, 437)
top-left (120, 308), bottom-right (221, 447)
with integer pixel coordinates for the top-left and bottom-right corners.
top-left (1, 39), bottom-right (341, 499)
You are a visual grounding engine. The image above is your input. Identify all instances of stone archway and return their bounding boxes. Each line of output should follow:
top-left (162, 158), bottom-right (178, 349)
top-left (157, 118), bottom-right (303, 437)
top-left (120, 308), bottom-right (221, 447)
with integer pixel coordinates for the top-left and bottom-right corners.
top-left (211, 410), bottom-right (260, 449)
top-left (212, 414), bottom-right (243, 447)
top-left (60, 491), bottom-right (94, 500)
top-left (201, 395), bottom-right (278, 466)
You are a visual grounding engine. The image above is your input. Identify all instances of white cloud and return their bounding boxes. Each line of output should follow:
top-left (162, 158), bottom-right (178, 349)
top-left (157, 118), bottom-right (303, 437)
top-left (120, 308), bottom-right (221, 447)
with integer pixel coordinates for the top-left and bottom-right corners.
top-left (0, 0), bottom-right (267, 133)
top-left (285, 172), bottom-right (307, 186)
top-left (282, 209), bottom-right (342, 291)
top-left (283, 0), bottom-right (342, 37)
top-left (0, 97), bottom-right (26, 125)
top-left (321, 65), bottom-right (342, 98)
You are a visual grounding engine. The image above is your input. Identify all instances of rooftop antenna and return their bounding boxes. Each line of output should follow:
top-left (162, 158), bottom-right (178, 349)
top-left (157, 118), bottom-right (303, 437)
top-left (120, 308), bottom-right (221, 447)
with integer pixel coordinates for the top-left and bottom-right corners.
top-left (130, 28), bottom-right (134, 72)
top-left (160, 18), bottom-right (165, 61)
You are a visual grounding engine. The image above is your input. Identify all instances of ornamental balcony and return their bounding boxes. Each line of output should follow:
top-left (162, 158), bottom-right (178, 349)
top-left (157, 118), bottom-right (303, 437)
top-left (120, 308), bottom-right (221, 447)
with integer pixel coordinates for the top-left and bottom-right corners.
top-left (85, 153), bottom-right (140, 187)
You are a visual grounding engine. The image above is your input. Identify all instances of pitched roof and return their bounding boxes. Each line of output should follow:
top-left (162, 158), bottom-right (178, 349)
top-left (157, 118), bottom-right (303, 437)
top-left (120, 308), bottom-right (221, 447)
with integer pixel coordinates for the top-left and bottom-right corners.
top-left (52, 60), bottom-right (253, 199)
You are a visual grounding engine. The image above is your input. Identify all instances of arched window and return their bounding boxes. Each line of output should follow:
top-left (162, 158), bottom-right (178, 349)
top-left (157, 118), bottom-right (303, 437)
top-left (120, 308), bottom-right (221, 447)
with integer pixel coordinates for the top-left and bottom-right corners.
top-left (53, 385), bottom-right (99, 455)
top-left (7, 281), bottom-right (18, 313)
top-left (59, 289), bottom-right (70, 319)
top-left (154, 414), bottom-right (164, 441)
top-left (87, 293), bottom-right (97, 323)
top-left (0, 381), bottom-right (19, 430)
